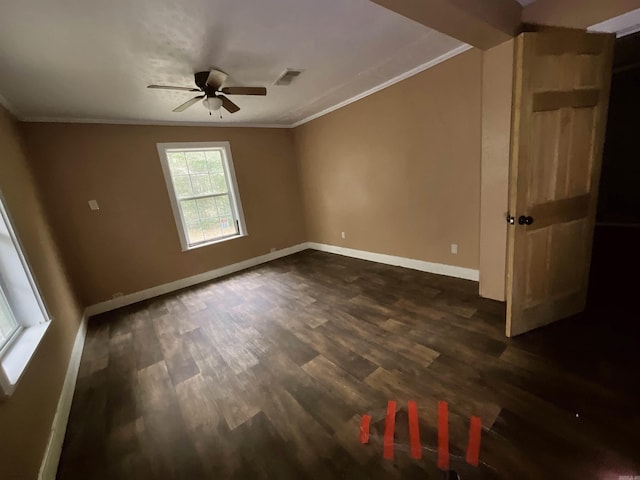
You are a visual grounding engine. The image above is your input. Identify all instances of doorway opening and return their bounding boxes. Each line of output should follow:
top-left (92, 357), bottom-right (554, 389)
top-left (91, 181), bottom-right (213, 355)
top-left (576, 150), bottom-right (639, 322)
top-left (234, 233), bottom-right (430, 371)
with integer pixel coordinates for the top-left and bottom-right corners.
top-left (590, 30), bottom-right (640, 318)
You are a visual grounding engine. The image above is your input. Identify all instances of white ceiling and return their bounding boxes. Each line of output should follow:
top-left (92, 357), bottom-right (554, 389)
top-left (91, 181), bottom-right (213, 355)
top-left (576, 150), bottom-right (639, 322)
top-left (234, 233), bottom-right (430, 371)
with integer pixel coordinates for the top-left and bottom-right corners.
top-left (0, 0), bottom-right (466, 127)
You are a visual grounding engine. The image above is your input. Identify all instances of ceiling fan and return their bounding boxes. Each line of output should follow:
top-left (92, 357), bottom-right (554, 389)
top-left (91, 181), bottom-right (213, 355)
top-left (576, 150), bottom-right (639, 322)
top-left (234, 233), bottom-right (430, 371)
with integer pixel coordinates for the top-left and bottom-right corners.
top-left (147, 69), bottom-right (267, 114)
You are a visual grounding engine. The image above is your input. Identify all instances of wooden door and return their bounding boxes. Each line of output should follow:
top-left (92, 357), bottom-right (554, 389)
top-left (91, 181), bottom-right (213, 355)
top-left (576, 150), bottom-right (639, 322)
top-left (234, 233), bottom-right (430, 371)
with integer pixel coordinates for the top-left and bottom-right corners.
top-left (506, 28), bottom-right (615, 337)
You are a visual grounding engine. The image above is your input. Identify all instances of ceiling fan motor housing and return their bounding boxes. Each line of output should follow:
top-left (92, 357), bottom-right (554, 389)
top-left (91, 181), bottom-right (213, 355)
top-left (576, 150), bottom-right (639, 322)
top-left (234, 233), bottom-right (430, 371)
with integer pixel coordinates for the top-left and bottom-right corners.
top-left (194, 71), bottom-right (212, 91)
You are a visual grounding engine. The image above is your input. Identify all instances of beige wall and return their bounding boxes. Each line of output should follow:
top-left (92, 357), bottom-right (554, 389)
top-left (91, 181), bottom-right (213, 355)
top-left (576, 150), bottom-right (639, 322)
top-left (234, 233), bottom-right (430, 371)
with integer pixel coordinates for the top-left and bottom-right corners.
top-left (0, 106), bottom-right (83, 479)
top-left (294, 49), bottom-right (483, 270)
top-left (479, 40), bottom-right (514, 301)
top-left (21, 123), bottom-right (306, 306)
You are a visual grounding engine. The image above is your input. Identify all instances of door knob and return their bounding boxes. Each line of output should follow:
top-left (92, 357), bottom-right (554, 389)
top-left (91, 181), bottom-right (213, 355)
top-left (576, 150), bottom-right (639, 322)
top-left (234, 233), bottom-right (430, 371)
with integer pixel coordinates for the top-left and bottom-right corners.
top-left (518, 215), bottom-right (534, 225)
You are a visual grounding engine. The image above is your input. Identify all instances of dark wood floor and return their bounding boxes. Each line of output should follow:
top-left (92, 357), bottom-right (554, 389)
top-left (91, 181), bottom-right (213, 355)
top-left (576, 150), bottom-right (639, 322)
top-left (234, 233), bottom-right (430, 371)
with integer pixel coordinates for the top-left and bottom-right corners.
top-left (58, 250), bottom-right (640, 479)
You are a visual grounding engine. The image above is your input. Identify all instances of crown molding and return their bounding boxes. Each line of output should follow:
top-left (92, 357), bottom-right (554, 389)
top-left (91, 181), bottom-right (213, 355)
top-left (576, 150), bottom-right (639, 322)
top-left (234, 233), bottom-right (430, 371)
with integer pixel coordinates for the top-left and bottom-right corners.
top-left (19, 116), bottom-right (290, 129)
top-left (289, 43), bottom-right (473, 128)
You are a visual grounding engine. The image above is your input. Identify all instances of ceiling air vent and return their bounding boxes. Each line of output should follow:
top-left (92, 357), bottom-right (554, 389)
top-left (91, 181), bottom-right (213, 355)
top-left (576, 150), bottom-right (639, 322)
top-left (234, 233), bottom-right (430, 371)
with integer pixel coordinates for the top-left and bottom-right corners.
top-left (274, 69), bottom-right (302, 86)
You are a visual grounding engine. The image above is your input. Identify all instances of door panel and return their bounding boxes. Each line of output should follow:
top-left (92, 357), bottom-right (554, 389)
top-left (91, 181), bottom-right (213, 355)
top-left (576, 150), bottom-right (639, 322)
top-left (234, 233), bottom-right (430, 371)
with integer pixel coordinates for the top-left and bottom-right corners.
top-left (523, 228), bottom-right (549, 304)
top-left (548, 220), bottom-right (587, 295)
top-left (506, 29), bottom-right (614, 337)
top-left (529, 110), bottom-right (561, 203)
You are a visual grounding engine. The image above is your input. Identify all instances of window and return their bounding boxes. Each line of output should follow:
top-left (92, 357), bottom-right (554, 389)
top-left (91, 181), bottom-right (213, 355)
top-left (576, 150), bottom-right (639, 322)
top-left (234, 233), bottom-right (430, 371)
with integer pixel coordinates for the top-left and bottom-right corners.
top-left (0, 194), bottom-right (50, 397)
top-left (157, 142), bottom-right (247, 251)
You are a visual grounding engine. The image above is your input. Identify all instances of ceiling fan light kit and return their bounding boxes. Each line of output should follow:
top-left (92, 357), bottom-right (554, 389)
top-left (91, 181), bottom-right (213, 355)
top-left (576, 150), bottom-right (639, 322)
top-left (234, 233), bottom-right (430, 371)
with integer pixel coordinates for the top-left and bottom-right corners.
top-left (203, 96), bottom-right (223, 111)
top-left (147, 69), bottom-right (267, 115)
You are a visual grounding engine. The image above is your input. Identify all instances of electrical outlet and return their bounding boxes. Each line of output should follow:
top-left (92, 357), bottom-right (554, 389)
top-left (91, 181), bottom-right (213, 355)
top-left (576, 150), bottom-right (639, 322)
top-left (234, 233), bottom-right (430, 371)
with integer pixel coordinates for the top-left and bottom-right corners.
top-left (341, 231), bottom-right (346, 239)
top-left (88, 199), bottom-right (100, 211)
top-left (451, 244), bottom-right (458, 254)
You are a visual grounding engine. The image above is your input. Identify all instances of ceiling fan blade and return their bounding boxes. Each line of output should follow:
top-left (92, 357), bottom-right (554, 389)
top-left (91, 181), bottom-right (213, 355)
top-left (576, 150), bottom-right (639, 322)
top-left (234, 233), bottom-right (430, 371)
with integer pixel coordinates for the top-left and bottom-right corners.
top-left (219, 95), bottom-right (240, 113)
top-left (148, 85), bottom-right (201, 92)
top-left (172, 95), bottom-right (205, 112)
top-left (221, 86), bottom-right (267, 96)
top-left (206, 69), bottom-right (228, 90)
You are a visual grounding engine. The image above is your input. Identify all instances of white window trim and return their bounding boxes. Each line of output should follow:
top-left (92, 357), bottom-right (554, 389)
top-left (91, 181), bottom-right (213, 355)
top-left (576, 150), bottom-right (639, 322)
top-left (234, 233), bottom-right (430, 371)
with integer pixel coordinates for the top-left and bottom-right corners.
top-left (0, 193), bottom-right (51, 398)
top-left (157, 141), bottom-right (248, 251)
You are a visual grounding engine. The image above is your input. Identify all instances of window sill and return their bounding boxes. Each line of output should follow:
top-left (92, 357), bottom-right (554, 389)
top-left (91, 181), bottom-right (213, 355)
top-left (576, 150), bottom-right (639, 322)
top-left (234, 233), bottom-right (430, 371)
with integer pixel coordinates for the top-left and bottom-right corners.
top-left (0, 321), bottom-right (50, 398)
top-left (182, 232), bottom-right (247, 252)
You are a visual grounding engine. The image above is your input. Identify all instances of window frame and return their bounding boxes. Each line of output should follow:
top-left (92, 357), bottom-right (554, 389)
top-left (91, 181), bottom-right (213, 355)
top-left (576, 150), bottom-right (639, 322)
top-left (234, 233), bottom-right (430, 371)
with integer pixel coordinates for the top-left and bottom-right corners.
top-left (157, 141), bottom-right (248, 251)
top-left (0, 285), bottom-right (21, 356)
top-left (0, 192), bottom-right (51, 398)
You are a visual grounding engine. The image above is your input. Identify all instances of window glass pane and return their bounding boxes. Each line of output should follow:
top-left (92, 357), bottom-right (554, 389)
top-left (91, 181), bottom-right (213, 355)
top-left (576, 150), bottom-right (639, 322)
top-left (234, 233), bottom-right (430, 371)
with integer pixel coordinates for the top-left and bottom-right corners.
top-left (201, 217), bottom-right (222, 240)
top-left (180, 199), bottom-right (200, 224)
top-left (220, 215), bottom-right (236, 236)
top-left (167, 151), bottom-right (189, 176)
top-left (0, 286), bottom-right (19, 350)
top-left (161, 144), bottom-right (244, 248)
top-left (185, 151), bottom-right (207, 174)
top-left (197, 197), bottom-right (217, 218)
top-left (173, 175), bottom-right (193, 198)
top-left (191, 174), bottom-right (213, 196)
top-left (215, 195), bottom-right (232, 216)
top-left (211, 173), bottom-right (228, 194)
top-left (205, 151), bottom-right (224, 174)
top-left (186, 223), bottom-right (204, 244)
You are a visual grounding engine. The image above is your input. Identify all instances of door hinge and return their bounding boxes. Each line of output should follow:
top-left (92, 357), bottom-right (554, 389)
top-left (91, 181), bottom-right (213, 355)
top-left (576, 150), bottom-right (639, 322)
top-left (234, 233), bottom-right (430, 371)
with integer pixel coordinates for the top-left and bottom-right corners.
top-left (506, 214), bottom-right (515, 225)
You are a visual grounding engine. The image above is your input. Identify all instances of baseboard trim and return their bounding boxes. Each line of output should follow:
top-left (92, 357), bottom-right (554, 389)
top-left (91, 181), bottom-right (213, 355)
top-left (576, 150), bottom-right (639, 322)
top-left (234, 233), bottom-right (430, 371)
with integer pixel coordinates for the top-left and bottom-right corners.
top-left (85, 241), bottom-right (478, 318)
top-left (84, 243), bottom-right (309, 317)
top-left (306, 242), bottom-right (480, 281)
top-left (38, 312), bottom-right (88, 480)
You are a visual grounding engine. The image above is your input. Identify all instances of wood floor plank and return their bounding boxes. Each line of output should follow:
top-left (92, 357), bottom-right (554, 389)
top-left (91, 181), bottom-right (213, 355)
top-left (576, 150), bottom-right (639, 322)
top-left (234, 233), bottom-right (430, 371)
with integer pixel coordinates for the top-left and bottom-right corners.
top-left (252, 350), bottom-right (355, 435)
top-left (174, 374), bottom-right (221, 433)
top-left (256, 383), bottom-right (334, 469)
top-left (153, 314), bottom-right (200, 386)
top-left (106, 331), bottom-right (137, 432)
top-left (251, 319), bottom-right (319, 365)
top-left (200, 314), bottom-right (260, 375)
top-left (76, 318), bottom-right (110, 379)
top-left (301, 354), bottom-right (384, 412)
top-left (292, 325), bottom-right (379, 380)
top-left (228, 411), bottom-right (309, 480)
top-left (136, 361), bottom-right (205, 478)
top-left (131, 323), bottom-right (164, 371)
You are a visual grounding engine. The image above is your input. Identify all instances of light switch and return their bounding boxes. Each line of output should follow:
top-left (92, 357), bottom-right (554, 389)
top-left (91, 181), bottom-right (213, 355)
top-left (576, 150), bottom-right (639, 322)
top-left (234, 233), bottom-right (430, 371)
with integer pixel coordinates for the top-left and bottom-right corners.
top-left (88, 200), bottom-right (100, 211)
